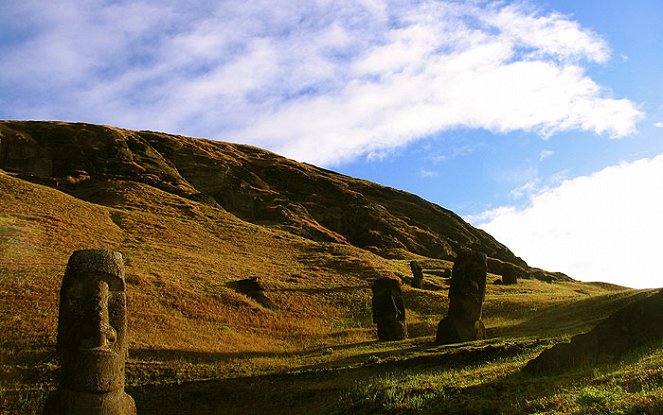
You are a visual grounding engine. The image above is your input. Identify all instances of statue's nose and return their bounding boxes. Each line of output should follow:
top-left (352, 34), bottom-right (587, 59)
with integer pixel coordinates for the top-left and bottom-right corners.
top-left (81, 280), bottom-right (117, 349)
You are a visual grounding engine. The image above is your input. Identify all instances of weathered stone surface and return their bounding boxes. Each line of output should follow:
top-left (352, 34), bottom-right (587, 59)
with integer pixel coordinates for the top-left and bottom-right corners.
top-left (524, 289), bottom-right (663, 375)
top-left (409, 260), bottom-right (424, 288)
top-left (372, 277), bottom-right (407, 341)
top-left (0, 130), bottom-right (53, 177)
top-left (436, 318), bottom-right (486, 344)
top-left (436, 250), bottom-right (487, 344)
top-left (44, 250), bottom-right (136, 415)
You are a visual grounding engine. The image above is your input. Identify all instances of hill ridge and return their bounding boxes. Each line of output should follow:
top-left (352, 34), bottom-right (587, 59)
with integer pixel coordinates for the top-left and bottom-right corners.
top-left (0, 120), bottom-right (563, 281)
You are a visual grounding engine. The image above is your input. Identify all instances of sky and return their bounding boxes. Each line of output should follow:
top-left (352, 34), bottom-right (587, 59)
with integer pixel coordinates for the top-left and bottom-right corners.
top-left (1, 0), bottom-right (661, 288)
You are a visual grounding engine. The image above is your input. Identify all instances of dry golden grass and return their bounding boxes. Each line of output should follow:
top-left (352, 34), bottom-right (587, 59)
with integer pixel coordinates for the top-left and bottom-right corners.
top-left (0, 169), bottom-right (402, 353)
top-left (1, 167), bottom-right (659, 415)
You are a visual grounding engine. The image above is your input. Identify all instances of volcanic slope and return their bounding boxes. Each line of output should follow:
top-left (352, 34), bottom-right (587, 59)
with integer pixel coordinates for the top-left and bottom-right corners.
top-left (1, 120), bottom-right (660, 415)
top-left (0, 120), bottom-right (549, 273)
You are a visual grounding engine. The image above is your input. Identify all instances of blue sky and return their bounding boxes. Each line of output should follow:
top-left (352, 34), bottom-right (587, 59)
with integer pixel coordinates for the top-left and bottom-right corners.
top-left (1, 1), bottom-right (661, 288)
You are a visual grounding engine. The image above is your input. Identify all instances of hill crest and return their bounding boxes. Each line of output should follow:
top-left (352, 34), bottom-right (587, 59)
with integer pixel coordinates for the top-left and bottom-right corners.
top-left (0, 120), bottom-right (564, 282)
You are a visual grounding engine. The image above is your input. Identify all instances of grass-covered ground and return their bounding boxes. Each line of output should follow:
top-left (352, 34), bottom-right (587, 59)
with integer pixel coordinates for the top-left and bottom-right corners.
top-left (1, 169), bottom-right (661, 414)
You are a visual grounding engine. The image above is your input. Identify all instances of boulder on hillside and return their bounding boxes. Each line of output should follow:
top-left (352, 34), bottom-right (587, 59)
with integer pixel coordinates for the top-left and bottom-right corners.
top-left (233, 277), bottom-right (275, 309)
top-left (524, 289), bottom-right (663, 375)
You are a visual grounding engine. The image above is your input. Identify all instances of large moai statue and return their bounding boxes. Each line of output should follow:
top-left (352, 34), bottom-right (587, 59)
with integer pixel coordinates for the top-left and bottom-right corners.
top-left (44, 250), bottom-right (136, 415)
top-left (409, 260), bottom-right (424, 288)
top-left (371, 277), bottom-right (407, 341)
top-left (435, 250), bottom-right (487, 344)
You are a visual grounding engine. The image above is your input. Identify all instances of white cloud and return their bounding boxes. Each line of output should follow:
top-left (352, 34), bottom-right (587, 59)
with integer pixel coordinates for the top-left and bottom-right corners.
top-left (539, 150), bottom-right (554, 161)
top-left (654, 122), bottom-right (663, 128)
top-left (472, 154), bottom-right (663, 289)
top-left (508, 180), bottom-right (540, 199)
top-left (484, 4), bottom-right (610, 63)
top-left (0, 0), bottom-right (643, 166)
top-left (419, 169), bottom-right (438, 178)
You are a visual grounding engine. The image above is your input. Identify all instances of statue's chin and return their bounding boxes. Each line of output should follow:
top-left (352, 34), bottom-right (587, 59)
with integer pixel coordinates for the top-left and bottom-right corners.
top-left (61, 350), bottom-right (124, 393)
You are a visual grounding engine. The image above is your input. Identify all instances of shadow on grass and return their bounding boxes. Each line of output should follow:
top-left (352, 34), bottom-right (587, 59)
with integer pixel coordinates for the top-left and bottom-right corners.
top-left (494, 289), bottom-right (657, 338)
top-left (129, 338), bottom-right (382, 364)
top-left (275, 285), bottom-right (368, 294)
top-left (343, 338), bottom-right (663, 415)
top-left (128, 338), bottom-right (553, 415)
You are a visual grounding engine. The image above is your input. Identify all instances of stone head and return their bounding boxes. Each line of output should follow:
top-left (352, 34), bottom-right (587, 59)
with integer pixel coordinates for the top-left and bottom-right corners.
top-left (371, 277), bottom-right (407, 340)
top-left (56, 250), bottom-right (128, 393)
top-left (448, 250), bottom-right (487, 321)
top-left (371, 278), bottom-right (405, 322)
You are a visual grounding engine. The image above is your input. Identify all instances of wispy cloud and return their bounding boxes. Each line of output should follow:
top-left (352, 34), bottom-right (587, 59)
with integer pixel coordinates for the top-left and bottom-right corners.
top-left (654, 122), bottom-right (663, 128)
top-left (508, 180), bottom-right (540, 199)
top-left (0, 0), bottom-right (643, 166)
top-left (539, 150), bottom-right (555, 161)
top-left (419, 169), bottom-right (438, 178)
top-left (427, 142), bottom-right (483, 163)
top-left (471, 154), bottom-right (663, 289)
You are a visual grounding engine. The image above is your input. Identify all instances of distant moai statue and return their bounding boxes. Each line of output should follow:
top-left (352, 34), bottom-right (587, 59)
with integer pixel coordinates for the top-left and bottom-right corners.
top-left (44, 250), bottom-right (136, 415)
top-left (371, 277), bottom-right (407, 341)
top-left (436, 249), bottom-right (487, 344)
top-left (409, 260), bottom-right (424, 288)
top-left (501, 268), bottom-right (518, 285)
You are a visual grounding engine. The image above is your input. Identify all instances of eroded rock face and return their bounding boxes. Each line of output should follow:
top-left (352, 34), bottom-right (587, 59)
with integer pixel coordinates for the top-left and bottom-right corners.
top-left (0, 120), bottom-right (536, 273)
top-left (44, 250), bottom-right (136, 415)
top-left (0, 130), bottom-right (53, 176)
top-left (524, 289), bottom-right (663, 375)
top-left (436, 250), bottom-right (487, 344)
top-left (409, 261), bottom-right (424, 289)
top-left (372, 278), bottom-right (407, 341)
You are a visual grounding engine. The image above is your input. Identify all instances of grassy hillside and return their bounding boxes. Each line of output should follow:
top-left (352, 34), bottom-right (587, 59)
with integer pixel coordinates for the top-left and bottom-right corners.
top-left (1, 121), bottom-right (661, 415)
top-left (0, 120), bottom-right (545, 275)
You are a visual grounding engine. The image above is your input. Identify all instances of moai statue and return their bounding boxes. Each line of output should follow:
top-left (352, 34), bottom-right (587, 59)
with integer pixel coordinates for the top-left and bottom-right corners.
top-left (409, 260), bottom-right (424, 288)
top-left (371, 277), bottom-right (407, 341)
top-left (44, 250), bottom-right (136, 415)
top-left (501, 268), bottom-right (518, 285)
top-left (435, 249), bottom-right (487, 344)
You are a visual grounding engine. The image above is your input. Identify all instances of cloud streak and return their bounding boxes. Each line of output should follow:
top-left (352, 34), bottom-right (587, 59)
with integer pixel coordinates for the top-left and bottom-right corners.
top-left (472, 154), bottom-right (663, 289)
top-left (0, 0), bottom-right (643, 165)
